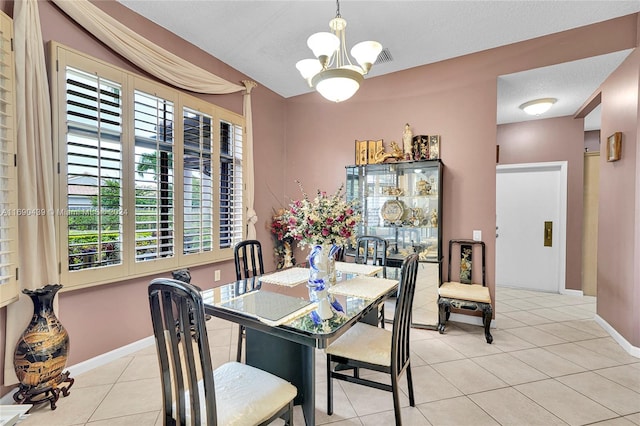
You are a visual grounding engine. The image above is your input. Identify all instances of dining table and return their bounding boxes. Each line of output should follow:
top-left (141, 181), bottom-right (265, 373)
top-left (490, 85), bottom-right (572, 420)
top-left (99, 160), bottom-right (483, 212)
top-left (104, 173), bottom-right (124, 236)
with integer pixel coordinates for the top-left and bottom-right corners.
top-left (201, 264), bottom-right (398, 426)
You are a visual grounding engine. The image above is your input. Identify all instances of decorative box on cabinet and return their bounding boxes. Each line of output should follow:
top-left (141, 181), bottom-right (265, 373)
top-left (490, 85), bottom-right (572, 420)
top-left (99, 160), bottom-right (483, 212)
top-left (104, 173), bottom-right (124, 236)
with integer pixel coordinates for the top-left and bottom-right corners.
top-left (345, 159), bottom-right (443, 278)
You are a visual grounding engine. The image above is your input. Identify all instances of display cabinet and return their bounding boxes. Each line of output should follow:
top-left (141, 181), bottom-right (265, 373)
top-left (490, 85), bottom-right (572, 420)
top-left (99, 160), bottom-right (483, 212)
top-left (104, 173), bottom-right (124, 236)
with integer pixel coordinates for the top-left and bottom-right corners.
top-left (345, 160), bottom-right (443, 276)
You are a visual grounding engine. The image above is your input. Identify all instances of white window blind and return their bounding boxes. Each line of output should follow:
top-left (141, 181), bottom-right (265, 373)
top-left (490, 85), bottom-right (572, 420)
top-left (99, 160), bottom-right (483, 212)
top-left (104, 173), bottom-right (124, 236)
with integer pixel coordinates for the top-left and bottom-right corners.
top-left (134, 90), bottom-right (175, 261)
top-left (183, 107), bottom-right (213, 255)
top-left (65, 67), bottom-right (123, 271)
top-left (0, 11), bottom-right (18, 307)
top-left (219, 119), bottom-right (243, 249)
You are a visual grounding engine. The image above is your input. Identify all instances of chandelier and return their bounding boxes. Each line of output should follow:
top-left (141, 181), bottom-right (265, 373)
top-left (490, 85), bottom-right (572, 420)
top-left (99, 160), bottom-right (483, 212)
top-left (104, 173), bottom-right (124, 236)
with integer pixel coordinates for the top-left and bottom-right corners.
top-left (296, 0), bottom-right (382, 102)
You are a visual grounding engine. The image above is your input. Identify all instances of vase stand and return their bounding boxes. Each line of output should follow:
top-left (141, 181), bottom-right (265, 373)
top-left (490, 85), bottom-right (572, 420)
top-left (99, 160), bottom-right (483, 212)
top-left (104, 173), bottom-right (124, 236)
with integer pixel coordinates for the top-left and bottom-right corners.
top-left (13, 371), bottom-right (74, 411)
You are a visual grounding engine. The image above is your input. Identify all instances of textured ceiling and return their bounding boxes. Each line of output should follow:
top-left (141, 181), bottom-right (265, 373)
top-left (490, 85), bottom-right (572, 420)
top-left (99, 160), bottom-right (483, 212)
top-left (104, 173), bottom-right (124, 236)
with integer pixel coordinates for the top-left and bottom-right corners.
top-left (118, 1), bottom-right (640, 128)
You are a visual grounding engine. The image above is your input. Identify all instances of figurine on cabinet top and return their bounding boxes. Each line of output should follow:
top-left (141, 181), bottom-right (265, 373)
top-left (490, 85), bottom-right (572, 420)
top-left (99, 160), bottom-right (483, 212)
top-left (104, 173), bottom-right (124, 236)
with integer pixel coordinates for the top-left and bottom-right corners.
top-left (403, 123), bottom-right (413, 160)
top-left (373, 141), bottom-right (404, 164)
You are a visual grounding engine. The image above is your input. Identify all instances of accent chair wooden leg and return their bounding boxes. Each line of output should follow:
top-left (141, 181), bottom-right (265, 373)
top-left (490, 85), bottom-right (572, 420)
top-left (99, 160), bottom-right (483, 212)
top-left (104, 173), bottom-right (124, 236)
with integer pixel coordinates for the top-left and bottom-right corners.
top-left (482, 305), bottom-right (493, 344)
top-left (437, 299), bottom-right (449, 333)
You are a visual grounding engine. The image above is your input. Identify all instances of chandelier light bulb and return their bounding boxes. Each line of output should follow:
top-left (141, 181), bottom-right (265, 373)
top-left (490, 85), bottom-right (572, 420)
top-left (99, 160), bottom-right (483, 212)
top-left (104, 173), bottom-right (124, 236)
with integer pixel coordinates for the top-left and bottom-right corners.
top-left (307, 32), bottom-right (340, 63)
top-left (313, 68), bottom-right (363, 102)
top-left (296, 59), bottom-right (323, 85)
top-left (351, 41), bottom-right (382, 74)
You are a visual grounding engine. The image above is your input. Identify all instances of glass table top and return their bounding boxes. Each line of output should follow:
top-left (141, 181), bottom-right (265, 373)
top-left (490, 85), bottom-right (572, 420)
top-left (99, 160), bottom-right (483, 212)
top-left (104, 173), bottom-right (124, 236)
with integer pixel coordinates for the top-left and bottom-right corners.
top-left (201, 270), bottom-right (398, 339)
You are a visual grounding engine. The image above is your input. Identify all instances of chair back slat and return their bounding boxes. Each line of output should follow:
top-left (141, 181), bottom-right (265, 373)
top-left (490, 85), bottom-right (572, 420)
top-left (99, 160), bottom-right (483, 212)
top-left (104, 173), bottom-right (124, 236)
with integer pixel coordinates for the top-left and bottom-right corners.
top-left (149, 278), bottom-right (218, 425)
top-left (391, 254), bottom-right (419, 376)
top-left (355, 235), bottom-right (388, 278)
top-left (234, 240), bottom-right (265, 280)
top-left (446, 239), bottom-right (486, 286)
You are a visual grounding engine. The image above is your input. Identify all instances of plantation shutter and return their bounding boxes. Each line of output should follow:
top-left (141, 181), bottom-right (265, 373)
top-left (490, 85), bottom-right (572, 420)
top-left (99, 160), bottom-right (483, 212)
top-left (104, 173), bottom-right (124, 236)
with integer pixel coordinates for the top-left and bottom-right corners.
top-left (134, 90), bottom-right (175, 261)
top-left (183, 107), bottom-right (213, 254)
top-left (219, 119), bottom-right (243, 249)
top-left (65, 67), bottom-right (123, 271)
top-left (0, 11), bottom-right (18, 307)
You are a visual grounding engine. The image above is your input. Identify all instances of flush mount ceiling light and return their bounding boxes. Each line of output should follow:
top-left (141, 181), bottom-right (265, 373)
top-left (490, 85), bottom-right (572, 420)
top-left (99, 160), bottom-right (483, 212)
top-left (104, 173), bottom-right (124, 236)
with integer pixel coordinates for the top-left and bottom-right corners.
top-left (519, 98), bottom-right (557, 116)
top-left (296, 0), bottom-right (382, 102)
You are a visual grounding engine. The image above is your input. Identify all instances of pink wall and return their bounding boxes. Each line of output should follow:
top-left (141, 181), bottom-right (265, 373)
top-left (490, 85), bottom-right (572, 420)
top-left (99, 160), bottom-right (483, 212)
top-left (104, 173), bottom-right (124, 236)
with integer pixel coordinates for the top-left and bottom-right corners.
top-left (598, 48), bottom-right (640, 347)
top-left (284, 14), bottom-right (637, 305)
top-left (1, 1), bottom-right (638, 395)
top-left (497, 117), bottom-right (585, 291)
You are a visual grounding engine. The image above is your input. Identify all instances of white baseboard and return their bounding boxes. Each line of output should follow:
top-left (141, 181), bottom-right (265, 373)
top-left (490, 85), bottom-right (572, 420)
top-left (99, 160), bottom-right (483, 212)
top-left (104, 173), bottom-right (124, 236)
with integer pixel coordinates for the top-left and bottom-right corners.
top-left (561, 288), bottom-right (584, 297)
top-left (1, 336), bottom-right (155, 404)
top-left (0, 390), bottom-right (16, 405)
top-left (594, 315), bottom-right (640, 358)
top-left (66, 336), bottom-right (155, 377)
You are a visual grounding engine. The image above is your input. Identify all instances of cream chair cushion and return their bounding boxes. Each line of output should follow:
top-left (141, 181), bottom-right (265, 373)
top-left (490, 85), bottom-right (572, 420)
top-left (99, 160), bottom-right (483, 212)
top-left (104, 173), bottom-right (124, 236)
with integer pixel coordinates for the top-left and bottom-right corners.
top-left (181, 361), bottom-right (297, 426)
top-left (438, 281), bottom-right (491, 304)
top-left (326, 322), bottom-right (391, 366)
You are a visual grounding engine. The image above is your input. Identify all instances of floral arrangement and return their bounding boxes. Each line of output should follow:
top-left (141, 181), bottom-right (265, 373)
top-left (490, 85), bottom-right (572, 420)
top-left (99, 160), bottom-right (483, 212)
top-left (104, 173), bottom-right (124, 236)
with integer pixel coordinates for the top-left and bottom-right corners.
top-left (270, 208), bottom-right (296, 269)
top-left (283, 181), bottom-right (360, 249)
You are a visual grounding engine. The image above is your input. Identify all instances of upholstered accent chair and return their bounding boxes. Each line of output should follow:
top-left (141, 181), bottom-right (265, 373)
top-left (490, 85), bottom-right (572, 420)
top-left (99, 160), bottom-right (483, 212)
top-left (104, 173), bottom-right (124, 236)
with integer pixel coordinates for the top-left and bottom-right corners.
top-left (437, 239), bottom-right (493, 343)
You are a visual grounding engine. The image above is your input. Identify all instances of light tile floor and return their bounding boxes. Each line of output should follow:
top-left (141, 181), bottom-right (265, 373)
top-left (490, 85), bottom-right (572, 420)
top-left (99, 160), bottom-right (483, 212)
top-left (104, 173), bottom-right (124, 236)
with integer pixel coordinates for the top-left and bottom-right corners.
top-left (16, 285), bottom-right (640, 426)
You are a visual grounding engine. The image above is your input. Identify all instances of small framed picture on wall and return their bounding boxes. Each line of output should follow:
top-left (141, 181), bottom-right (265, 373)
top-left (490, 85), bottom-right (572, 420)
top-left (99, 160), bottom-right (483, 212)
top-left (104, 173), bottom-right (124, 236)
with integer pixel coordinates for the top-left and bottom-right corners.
top-left (606, 132), bottom-right (622, 162)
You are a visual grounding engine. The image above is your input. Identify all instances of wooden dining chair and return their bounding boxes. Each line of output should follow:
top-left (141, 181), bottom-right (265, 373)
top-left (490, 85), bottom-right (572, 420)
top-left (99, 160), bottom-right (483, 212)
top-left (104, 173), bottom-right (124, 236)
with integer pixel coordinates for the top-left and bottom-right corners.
top-left (233, 240), bottom-right (265, 362)
top-left (325, 254), bottom-right (419, 426)
top-left (148, 278), bottom-right (296, 425)
top-left (355, 235), bottom-right (388, 326)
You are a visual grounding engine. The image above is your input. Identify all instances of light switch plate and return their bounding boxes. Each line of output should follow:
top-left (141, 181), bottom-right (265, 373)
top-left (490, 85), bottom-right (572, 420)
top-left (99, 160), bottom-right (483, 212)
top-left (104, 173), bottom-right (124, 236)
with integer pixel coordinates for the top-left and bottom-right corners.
top-left (214, 270), bottom-right (221, 281)
top-left (473, 230), bottom-right (482, 241)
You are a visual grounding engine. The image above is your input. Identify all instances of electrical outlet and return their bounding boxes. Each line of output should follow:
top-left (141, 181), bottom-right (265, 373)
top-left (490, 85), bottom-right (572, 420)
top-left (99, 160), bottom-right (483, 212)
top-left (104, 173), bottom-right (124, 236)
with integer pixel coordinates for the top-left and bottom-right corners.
top-left (473, 230), bottom-right (482, 241)
top-left (214, 270), bottom-right (221, 281)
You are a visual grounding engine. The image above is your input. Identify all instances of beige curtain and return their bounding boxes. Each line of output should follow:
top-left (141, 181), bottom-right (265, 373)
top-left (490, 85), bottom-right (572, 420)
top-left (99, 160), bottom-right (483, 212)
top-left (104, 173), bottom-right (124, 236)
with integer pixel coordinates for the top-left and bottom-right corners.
top-left (243, 81), bottom-right (258, 239)
top-left (4, 0), bottom-right (59, 386)
top-left (51, 0), bottom-right (258, 238)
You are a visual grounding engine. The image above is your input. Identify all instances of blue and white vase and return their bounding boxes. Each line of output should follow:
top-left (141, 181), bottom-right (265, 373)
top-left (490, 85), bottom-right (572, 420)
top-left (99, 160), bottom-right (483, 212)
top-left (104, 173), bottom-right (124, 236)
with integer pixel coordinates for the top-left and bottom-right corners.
top-left (307, 244), bottom-right (339, 320)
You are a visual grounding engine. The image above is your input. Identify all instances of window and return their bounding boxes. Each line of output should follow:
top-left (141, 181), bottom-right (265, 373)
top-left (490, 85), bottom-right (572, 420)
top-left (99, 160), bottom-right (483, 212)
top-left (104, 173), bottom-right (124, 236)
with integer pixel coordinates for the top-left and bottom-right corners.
top-left (134, 90), bottom-right (175, 262)
top-left (0, 11), bottom-right (19, 307)
top-left (52, 44), bottom-right (245, 289)
top-left (65, 68), bottom-right (123, 271)
top-left (183, 107), bottom-right (213, 255)
top-left (219, 117), bottom-right (243, 249)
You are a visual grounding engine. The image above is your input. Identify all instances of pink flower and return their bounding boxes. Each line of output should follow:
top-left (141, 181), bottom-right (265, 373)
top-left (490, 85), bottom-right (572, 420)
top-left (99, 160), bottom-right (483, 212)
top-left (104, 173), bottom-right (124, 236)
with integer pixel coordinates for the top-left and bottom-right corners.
top-left (321, 228), bottom-right (330, 237)
top-left (326, 217), bottom-right (334, 225)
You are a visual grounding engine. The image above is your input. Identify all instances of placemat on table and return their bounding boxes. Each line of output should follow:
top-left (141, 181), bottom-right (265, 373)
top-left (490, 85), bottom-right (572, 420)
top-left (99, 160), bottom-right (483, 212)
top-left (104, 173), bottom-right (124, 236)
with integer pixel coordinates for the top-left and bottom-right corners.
top-left (259, 267), bottom-right (309, 287)
top-left (219, 291), bottom-right (315, 326)
top-left (335, 261), bottom-right (383, 277)
top-left (329, 275), bottom-right (398, 300)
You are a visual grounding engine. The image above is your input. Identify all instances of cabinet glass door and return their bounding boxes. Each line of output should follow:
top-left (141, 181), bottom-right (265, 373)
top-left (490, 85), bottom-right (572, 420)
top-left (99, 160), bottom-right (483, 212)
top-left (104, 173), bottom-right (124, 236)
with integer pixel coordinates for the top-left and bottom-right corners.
top-left (346, 160), bottom-right (443, 328)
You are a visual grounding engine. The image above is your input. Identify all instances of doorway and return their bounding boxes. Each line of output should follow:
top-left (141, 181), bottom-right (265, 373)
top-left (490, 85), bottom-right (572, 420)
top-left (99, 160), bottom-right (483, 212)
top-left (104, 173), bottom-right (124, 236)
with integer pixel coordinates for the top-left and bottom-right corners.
top-left (496, 162), bottom-right (567, 293)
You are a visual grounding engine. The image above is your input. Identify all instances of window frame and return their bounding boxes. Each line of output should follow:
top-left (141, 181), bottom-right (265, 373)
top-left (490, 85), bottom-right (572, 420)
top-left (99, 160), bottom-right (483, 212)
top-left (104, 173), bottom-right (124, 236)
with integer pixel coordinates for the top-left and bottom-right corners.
top-left (51, 43), bottom-right (245, 290)
top-left (0, 11), bottom-right (19, 308)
